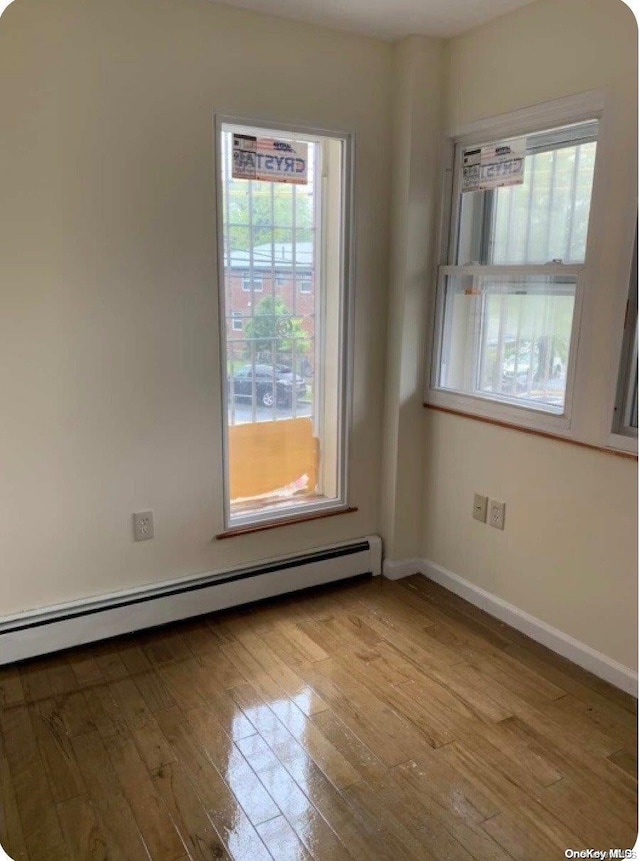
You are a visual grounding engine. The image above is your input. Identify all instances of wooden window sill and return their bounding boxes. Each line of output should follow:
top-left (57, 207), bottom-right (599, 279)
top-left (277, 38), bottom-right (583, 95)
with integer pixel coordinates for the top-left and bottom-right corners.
top-left (216, 506), bottom-right (358, 539)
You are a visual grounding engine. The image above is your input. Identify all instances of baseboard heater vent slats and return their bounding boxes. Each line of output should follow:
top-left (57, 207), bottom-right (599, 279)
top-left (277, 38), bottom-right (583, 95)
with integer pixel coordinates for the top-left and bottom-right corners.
top-left (0, 535), bottom-right (382, 665)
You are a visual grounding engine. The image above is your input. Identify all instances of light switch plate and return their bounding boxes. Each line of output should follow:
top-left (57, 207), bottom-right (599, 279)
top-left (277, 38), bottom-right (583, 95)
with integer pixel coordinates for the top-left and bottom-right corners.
top-left (473, 494), bottom-right (488, 523)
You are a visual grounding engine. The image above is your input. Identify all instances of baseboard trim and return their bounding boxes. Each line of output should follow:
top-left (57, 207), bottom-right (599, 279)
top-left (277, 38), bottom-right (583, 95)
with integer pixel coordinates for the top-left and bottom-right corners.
top-left (0, 536), bottom-right (382, 665)
top-left (382, 558), bottom-right (423, 580)
top-left (389, 556), bottom-right (637, 697)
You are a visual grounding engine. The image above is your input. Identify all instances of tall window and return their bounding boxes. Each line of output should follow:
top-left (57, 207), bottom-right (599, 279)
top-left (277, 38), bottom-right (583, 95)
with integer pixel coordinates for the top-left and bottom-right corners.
top-left (432, 120), bottom-right (598, 421)
top-left (216, 120), bottom-right (352, 528)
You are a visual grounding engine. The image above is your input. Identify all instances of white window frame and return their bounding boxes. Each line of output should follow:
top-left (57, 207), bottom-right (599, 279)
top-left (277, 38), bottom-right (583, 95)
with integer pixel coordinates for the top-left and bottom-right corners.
top-left (231, 311), bottom-right (243, 332)
top-left (425, 91), bottom-right (621, 441)
top-left (214, 114), bottom-right (355, 531)
top-left (608, 222), bottom-right (638, 450)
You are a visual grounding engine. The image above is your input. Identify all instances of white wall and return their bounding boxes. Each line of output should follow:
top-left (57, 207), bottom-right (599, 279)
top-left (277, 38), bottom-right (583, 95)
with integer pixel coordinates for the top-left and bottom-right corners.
top-left (422, 0), bottom-right (638, 671)
top-left (0, 0), bottom-right (392, 614)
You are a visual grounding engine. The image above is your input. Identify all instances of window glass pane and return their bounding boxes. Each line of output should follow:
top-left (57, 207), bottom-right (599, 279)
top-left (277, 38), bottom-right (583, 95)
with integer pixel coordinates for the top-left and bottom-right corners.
top-left (439, 274), bottom-right (575, 412)
top-left (220, 124), bottom-right (347, 523)
top-left (456, 124), bottom-right (597, 266)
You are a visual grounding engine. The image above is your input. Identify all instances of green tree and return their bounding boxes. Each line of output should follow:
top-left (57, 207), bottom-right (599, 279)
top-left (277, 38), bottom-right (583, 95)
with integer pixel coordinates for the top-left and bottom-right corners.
top-left (244, 297), bottom-right (310, 365)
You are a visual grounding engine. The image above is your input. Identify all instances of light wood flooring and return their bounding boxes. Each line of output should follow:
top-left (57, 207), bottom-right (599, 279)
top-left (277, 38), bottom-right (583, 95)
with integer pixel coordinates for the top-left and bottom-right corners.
top-left (0, 574), bottom-right (637, 860)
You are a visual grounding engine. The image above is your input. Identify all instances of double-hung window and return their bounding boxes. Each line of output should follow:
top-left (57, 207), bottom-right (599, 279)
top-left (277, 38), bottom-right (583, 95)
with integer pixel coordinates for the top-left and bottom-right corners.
top-left (430, 117), bottom-right (599, 429)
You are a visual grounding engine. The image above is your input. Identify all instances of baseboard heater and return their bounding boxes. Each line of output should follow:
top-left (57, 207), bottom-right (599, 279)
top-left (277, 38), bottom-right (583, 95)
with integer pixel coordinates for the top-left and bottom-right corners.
top-left (0, 535), bottom-right (382, 665)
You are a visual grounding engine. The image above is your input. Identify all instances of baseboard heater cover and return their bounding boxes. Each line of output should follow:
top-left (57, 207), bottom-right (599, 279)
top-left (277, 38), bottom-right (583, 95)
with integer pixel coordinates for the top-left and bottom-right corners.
top-left (0, 535), bottom-right (382, 665)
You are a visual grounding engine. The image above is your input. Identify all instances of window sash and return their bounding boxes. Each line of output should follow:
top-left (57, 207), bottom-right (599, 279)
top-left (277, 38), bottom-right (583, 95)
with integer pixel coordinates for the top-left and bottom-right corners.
top-left (451, 124), bottom-right (598, 267)
top-left (433, 268), bottom-right (580, 416)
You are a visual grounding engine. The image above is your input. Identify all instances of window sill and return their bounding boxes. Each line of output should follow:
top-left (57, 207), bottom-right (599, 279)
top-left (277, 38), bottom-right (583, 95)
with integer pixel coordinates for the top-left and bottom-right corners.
top-left (424, 403), bottom-right (638, 461)
top-left (216, 506), bottom-right (358, 539)
top-left (426, 387), bottom-right (571, 434)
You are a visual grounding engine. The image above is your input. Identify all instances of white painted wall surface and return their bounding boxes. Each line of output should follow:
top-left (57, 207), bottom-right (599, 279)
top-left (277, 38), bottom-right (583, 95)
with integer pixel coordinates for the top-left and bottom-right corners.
top-left (422, 0), bottom-right (638, 670)
top-left (0, 0), bottom-right (391, 614)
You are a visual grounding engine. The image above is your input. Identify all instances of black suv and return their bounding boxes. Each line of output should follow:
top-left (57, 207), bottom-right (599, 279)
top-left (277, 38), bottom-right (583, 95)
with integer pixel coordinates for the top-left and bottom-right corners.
top-left (228, 364), bottom-right (306, 408)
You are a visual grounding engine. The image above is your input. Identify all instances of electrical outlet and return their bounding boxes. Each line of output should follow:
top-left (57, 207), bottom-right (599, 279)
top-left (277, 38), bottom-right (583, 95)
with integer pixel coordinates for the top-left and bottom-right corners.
top-left (472, 493), bottom-right (488, 523)
top-left (133, 511), bottom-right (154, 541)
top-left (488, 499), bottom-right (506, 530)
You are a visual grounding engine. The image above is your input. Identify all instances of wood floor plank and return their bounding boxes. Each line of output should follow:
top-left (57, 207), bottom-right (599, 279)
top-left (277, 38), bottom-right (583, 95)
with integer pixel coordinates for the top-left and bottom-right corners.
top-left (156, 707), bottom-right (272, 861)
top-left (221, 629), bottom-right (329, 715)
top-left (491, 712), bottom-right (638, 806)
top-left (152, 761), bottom-right (232, 861)
top-left (0, 735), bottom-right (29, 861)
top-left (184, 706), bottom-right (281, 827)
top-left (541, 776), bottom-right (637, 847)
top-left (383, 762), bottom-right (511, 861)
top-left (19, 661), bottom-right (55, 703)
top-left (0, 666), bottom-right (25, 709)
top-left (255, 815), bottom-right (312, 861)
top-left (32, 699), bottom-right (86, 803)
top-left (104, 716), bottom-right (187, 861)
top-left (56, 794), bottom-right (122, 861)
top-left (322, 651), bottom-right (478, 749)
top-left (88, 643), bottom-right (131, 683)
top-left (298, 660), bottom-right (431, 766)
top-left (65, 652), bottom-right (105, 688)
top-left (69, 731), bottom-right (152, 861)
top-left (609, 748), bottom-right (638, 778)
top-left (481, 809), bottom-right (571, 861)
top-left (107, 676), bottom-right (178, 774)
top-left (267, 698), bottom-right (361, 790)
top-left (276, 749), bottom-right (410, 861)
top-left (235, 732), bottom-right (352, 861)
top-left (0, 704), bottom-right (71, 861)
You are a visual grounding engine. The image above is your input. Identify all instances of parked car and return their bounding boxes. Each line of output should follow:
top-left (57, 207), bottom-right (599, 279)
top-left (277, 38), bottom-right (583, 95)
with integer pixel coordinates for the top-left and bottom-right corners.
top-left (228, 364), bottom-right (306, 408)
top-left (502, 347), bottom-right (563, 382)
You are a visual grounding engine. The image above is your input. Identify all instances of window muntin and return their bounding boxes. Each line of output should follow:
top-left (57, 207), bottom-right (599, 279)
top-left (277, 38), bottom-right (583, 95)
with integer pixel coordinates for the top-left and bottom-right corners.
top-left (218, 120), bottom-right (351, 527)
top-left (435, 120), bottom-right (598, 417)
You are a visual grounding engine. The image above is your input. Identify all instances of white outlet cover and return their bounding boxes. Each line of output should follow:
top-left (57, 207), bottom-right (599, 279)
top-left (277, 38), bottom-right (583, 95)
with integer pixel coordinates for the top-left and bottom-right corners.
top-left (133, 510), bottom-right (154, 541)
top-left (488, 499), bottom-right (505, 530)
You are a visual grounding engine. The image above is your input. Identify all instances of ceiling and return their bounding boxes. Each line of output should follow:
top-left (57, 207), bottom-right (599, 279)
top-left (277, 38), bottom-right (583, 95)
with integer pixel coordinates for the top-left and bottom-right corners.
top-left (215, 0), bottom-right (538, 40)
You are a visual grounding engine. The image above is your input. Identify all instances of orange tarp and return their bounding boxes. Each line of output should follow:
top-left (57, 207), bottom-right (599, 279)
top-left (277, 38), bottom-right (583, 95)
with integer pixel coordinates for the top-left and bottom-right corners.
top-left (228, 417), bottom-right (319, 500)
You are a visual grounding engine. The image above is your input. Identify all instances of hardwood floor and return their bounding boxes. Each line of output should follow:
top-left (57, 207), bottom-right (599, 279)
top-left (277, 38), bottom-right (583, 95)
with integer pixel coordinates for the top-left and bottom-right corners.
top-left (0, 574), bottom-right (637, 860)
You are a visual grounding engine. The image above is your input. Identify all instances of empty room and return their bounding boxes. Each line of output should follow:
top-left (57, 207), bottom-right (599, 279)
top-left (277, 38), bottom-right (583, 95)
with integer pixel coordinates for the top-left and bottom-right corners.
top-left (0, 0), bottom-right (637, 858)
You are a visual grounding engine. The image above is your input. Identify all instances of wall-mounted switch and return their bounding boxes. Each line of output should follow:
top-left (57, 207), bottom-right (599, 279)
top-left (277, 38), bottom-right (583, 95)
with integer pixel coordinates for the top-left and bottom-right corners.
top-left (133, 511), bottom-right (154, 541)
top-left (488, 499), bottom-right (506, 530)
top-left (473, 494), bottom-right (488, 523)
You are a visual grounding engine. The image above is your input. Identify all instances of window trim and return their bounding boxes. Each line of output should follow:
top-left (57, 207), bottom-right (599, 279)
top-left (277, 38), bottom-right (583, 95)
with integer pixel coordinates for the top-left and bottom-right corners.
top-left (607, 222), bottom-right (638, 452)
top-left (425, 91), bottom-right (611, 440)
top-left (214, 114), bottom-right (356, 533)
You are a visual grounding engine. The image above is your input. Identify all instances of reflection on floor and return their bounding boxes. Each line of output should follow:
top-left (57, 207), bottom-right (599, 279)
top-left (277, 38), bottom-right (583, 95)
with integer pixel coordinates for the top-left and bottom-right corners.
top-left (0, 575), bottom-right (637, 860)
